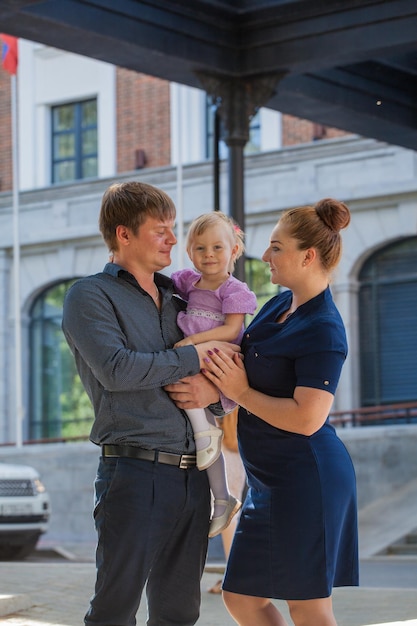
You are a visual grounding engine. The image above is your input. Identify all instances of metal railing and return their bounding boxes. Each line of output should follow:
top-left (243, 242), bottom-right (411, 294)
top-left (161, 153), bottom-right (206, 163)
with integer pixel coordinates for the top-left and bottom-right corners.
top-left (2, 403), bottom-right (417, 446)
top-left (329, 401), bottom-right (417, 427)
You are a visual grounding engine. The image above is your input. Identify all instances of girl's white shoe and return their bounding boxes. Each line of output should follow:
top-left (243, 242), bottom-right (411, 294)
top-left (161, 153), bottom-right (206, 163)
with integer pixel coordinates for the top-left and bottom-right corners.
top-left (208, 495), bottom-right (242, 538)
top-left (194, 427), bottom-right (223, 470)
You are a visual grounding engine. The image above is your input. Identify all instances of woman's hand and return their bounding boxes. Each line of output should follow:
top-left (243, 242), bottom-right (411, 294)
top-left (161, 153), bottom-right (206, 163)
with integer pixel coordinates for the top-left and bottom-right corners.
top-left (200, 347), bottom-right (250, 406)
top-left (198, 349), bottom-right (336, 436)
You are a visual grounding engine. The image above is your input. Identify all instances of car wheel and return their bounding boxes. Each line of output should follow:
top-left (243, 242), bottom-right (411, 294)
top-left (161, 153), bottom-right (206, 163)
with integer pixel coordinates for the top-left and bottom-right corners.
top-left (0, 535), bottom-right (40, 560)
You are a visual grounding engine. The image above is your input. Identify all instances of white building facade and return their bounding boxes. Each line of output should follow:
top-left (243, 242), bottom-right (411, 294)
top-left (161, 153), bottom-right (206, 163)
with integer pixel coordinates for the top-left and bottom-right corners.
top-left (0, 43), bottom-right (416, 444)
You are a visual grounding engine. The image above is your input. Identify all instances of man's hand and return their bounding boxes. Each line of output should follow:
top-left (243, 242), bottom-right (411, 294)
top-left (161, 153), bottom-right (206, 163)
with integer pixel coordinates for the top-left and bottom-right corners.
top-left (164, 374), bottom-right (220, 410)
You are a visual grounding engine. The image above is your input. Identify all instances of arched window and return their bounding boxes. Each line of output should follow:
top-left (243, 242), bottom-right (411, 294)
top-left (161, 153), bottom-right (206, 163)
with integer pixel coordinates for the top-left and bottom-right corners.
top-left (359, 237), bottom-right (417, 406)
top-left (245, 256), bottom-right (279, 313)
top-left (29, 280), bottom-right (93, 441)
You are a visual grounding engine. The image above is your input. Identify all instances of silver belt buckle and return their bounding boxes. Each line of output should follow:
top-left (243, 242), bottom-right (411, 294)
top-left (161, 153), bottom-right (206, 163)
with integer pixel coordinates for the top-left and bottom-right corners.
top-left (179, 454), bottom-right (195, 470)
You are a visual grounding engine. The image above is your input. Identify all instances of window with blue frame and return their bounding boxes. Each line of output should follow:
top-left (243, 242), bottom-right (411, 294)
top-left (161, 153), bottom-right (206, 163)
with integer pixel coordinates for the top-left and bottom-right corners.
top-left (359, 237), bottom-right (417, 407)
top-left (206, 99), bottom-right (261, 160)
top-left (245, 256), bottom-right (279, 314)
top-left (29, 280), bottom-right (93, 441)
top-left (51, 99), bottom-right (98, 184)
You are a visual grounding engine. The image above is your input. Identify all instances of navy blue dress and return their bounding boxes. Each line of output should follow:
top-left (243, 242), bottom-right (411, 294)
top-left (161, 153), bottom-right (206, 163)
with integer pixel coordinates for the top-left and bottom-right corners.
top-left (222, 287), bottom-right (359, 600)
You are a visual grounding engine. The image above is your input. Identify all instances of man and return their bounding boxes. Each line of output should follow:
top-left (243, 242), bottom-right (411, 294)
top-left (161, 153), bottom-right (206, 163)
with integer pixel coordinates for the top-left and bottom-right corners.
top-left (62, 181), bottom-right (239, 626)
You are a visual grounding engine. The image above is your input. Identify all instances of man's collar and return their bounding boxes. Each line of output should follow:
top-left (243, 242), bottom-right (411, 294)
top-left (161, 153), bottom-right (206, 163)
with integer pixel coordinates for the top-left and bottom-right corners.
top-left (103, 262), bottom-right (173, 290)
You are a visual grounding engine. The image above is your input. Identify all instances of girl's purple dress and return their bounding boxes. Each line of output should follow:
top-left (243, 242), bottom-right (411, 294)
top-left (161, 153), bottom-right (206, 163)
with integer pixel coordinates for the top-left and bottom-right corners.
top-left (171, 268), bottom-right (257, 412)
top-left (171, 268), bottom-right (257, 343)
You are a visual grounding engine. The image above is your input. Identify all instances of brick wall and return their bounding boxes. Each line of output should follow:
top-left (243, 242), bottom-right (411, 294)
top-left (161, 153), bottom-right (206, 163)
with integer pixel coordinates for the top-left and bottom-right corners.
top-left (282, 113), bottom-right (349, 146)
top-left (0, 67), bottom-right (352, 192)
top-left (0, 70), bottom-right (13, 191)
top-left (116, 68), bottom-right (171, 172)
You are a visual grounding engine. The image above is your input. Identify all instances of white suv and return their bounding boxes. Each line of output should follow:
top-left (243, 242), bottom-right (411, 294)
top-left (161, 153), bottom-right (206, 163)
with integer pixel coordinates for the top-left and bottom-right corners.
top-left (0, 462), bottom-right (50, 560)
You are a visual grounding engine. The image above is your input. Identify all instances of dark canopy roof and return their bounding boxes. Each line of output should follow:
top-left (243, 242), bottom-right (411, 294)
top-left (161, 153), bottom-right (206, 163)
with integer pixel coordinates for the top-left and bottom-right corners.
top-left (1, 0), bottom-right (417, 149)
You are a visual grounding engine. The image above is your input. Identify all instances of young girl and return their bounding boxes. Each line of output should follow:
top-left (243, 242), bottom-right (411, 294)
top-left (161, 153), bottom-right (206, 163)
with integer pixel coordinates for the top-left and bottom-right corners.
top-left (172, 211), bottom-right (257, 538)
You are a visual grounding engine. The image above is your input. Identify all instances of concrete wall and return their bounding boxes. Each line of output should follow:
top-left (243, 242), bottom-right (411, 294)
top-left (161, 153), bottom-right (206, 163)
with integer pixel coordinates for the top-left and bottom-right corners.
top-left (1, 424), bottom-right (417, 546)
top-left (340, 424), bottom-right (417, 508)
top-left (1, 441), bottom-right (100, 544)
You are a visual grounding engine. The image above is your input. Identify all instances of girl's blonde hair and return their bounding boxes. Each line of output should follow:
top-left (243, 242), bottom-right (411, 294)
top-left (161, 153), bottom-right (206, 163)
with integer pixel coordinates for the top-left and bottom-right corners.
top-left (186, 211), bottom-right (245, 272)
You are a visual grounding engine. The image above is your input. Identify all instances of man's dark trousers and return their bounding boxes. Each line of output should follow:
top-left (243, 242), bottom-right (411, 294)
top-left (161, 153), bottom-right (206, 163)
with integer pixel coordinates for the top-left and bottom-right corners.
top-left (85, 455), bottom-right (211, 626)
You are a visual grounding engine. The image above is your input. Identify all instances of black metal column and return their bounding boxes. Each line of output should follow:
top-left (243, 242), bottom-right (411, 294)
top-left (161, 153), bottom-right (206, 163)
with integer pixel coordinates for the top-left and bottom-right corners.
top-left (213, 107), bottom-right (221, 212)
top-left (196, 72), bottom-right (283, 280)
top-left (227, 138), bottom-right (246, 280)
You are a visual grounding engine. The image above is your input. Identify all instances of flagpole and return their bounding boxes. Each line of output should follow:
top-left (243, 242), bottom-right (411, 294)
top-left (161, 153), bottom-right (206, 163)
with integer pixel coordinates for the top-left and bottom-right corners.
top-left (175, 83), bottom-right (184, 268)
top-left (11, 72), bottom-right (23, 447)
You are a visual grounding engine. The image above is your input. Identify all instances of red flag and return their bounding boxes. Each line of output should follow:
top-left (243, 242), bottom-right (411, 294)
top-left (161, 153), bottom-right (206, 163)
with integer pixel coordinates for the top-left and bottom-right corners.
top-left (0, 34), bottom-right (18, 75)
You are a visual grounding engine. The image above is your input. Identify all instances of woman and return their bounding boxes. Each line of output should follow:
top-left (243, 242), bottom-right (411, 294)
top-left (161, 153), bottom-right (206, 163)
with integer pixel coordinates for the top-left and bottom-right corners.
top-left (201, 198), bottom-right (359, 626)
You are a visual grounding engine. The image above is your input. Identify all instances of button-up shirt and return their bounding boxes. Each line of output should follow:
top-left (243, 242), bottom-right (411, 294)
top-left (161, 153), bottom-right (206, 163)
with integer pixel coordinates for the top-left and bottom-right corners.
top-left (62, 262), bottom-right (204, 453)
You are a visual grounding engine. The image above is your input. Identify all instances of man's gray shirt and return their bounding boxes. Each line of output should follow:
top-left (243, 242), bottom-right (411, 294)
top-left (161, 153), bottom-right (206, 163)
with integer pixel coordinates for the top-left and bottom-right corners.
top-left (62, 262), bottom-right (207, 454)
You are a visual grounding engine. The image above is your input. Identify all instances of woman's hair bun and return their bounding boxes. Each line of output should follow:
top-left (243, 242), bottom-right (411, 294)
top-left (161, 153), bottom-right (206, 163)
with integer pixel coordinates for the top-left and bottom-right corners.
top-left (315, 198), bottom-right (351, 232)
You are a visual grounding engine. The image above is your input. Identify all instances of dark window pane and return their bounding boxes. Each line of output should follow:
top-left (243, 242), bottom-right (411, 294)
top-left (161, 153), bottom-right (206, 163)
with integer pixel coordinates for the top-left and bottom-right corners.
top-left (82, 128), bottom-right (97, 154)
top-left (245, 257), bottom-right (279, 314)
top-left (246, 124), bottom-right (261, 154)
top-left (53, 105), bottom-right (75, 131)
top-left (29, 280), bottom-right (93, 441)
top-left (82, 156), bottom-right (98, 178)
top-left (206, 97), bottom-right (261, 159)
top-left (52, 99), bottom-right (98, 184)
top-left (54, 133), bottom-right (75, 158)
top-left (359, 237), bottom-right (417, 407)
top-left (82, 100), bottom-right (97, 126)
top-left (54, 161), bottom-right (76, 183)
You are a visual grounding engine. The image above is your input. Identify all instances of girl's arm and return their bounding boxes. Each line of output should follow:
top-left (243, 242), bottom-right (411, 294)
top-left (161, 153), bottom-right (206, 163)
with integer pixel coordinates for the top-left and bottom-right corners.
top-left (175, 313), bottom-right (244, 347)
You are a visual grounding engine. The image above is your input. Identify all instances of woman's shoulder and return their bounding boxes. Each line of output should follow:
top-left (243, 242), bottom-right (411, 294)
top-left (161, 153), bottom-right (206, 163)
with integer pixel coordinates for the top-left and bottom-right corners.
top-left (311, 290), bottom-right (345, 330)
top-left (261, 289), bottom-right (290, 311)
top-left (299, 305), bottom-right (347, 354)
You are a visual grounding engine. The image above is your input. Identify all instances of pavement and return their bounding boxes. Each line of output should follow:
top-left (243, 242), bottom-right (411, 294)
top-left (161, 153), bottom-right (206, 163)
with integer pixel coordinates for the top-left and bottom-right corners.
top-left (0, 543), bottom-right (416, 626)
top-left (1, 486), bottom-right (417, 626)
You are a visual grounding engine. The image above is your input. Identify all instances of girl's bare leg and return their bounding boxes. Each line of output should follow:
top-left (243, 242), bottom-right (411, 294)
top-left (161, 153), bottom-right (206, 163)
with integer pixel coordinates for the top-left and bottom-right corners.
top-left (223, 591), bottom-right (289, 626)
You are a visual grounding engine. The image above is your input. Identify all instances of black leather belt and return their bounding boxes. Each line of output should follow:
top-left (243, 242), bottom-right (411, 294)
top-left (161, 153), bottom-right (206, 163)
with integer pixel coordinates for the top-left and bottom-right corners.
top-left (102, 444), bottom-right (197, 470)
